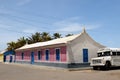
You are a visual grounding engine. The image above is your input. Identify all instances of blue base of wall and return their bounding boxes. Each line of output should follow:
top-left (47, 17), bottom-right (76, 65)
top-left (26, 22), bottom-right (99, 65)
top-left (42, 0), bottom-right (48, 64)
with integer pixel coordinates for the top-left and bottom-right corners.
top-left (15, 61), bottom-right (30, 64)
top-left (68, 63), bottom-right (90, 68)
top-left (14, 61), bottom-right (90, 69)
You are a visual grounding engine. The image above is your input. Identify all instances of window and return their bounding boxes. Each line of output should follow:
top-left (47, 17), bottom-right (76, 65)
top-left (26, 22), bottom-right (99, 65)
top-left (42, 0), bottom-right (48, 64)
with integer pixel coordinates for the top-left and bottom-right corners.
top-left (45, 49), bottom-right (49, 61)
top-left (21, 52), bottom-right (24, 60)
top-left (97, 52), bottom-right (103, 57)
top-left (112, 52), bottom-right (116, 56)
top-left (38, 51), bottom-right (41, 60)
top-left (56, 49), bottom-right (60, 61)
top-left (117, 52), bottom-right (120, 56)
top-left (103, 51), bottom-right (111, 56)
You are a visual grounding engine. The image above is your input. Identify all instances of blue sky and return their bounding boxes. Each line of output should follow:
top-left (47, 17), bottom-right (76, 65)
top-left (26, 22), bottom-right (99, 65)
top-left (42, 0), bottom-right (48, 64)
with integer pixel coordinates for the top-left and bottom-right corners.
top-left (0, 0), bottom-right (120, 51)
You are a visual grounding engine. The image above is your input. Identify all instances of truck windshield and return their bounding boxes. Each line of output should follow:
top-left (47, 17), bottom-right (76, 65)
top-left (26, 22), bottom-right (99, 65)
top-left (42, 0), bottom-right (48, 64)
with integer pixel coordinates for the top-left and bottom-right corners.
top-left (97, 51), bottom-right (111, 57)
top-left (103, 51), bottom-right (111, 56)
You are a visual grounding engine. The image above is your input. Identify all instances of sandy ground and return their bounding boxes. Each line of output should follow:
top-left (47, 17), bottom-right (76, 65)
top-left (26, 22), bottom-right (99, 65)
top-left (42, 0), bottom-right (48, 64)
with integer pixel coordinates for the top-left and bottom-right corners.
top-left (0, 63), bottom-right (120, 80)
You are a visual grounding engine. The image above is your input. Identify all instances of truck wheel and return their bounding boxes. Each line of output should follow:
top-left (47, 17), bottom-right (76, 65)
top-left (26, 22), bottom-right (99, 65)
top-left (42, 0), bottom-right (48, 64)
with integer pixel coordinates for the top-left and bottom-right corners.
top-left (105, 61), bottom-right (111, 70)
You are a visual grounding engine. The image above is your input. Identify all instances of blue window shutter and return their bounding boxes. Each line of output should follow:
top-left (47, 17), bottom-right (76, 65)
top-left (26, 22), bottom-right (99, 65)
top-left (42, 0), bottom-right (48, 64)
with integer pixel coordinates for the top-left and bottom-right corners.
top-left (38, 51), bottom-right (41, 60)
top-left (21, 53), bottom-right (24, 60)
top-left (56, 49), bottom-right (60, 61)
top-left (31, 52), bottom-right (34, 64)
top-left (46, 50), bottom-right (49, 60)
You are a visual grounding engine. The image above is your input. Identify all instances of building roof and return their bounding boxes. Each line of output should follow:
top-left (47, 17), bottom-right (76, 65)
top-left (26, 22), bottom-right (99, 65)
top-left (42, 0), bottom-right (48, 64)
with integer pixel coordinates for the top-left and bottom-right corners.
top-left (16, 32), bottom-right (82, 51)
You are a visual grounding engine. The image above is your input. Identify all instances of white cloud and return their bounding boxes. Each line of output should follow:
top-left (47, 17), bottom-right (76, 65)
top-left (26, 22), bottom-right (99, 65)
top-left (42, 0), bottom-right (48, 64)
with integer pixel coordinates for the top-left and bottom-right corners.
top-left (17, 0), bottom-right (32, 6)
top-left (57, 23), bottom-right (83, 32)
top-left (23, 29), bottom-right (37, 34)
top-left (53, 17), bottom-right (101, 33)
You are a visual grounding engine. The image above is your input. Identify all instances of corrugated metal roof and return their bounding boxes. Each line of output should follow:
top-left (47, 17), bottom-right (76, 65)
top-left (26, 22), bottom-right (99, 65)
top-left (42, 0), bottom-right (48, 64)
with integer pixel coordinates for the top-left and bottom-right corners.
top-left (16, 33), bottom-right (81, 50)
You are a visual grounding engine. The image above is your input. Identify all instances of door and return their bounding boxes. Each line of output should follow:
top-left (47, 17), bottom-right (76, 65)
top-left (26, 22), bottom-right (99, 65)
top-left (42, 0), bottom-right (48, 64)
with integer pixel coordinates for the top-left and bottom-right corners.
top-left (31, 52), bottom-right (34, 64)
top-left (83, 49), bottom-right (88, 62)
top-left (10, 55), bottom-right (13, 63)
top-left (4, 55), bottom-right (6, 62)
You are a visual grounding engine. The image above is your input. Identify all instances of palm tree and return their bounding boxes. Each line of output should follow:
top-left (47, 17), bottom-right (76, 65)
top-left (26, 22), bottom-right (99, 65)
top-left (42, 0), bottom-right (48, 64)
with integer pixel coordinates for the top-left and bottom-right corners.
top-left (7, 41), bottom-right (16, 50)
top-left (65, 34), bottom-right (73, 37)
top-left (17, 37), bottom-right (27, 47)
top-left (6, 32), bottom-right (62, 50)
top-left (53, 33), bottom-right (62, 39)
top-left (41, 32), bottom-right (52, 41)
top-left (28, 32), bottom-right (42, 44)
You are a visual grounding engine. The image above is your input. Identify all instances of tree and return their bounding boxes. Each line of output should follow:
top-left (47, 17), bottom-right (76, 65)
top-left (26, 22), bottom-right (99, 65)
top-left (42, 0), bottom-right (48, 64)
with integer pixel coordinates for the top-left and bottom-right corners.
top-left (7, 41), bottom-right (16, 50)
top-left (65, 34), bottom-right (73, 37)
top-left (28, 32), bottom-right (42, 44)
top-left (53, 33), bottom-right (62, 39)
top-left (41, 32), bottom-right (52, 41)
top-left (7, 37), bottom-right (27, 50)
top-left (17, 37), bottom-right (27, 47)
top-left (6, 32), bottom-right (64, 50)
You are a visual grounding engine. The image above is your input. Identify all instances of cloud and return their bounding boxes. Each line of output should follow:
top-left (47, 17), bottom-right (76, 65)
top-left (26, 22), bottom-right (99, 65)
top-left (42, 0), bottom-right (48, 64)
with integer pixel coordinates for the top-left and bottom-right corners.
top-left (17, 0), bottom-right (32, 6)
top-left (23, 29), bottom-right (37, 34)
top-left (53, 17), bottom-right (101, 33)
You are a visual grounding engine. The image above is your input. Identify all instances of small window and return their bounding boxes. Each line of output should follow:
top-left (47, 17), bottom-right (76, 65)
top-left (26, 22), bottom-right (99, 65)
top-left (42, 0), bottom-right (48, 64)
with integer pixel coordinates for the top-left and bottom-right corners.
top-left (117, 52), bottom-right (120, 56)
top-left (45, 49), bottom-right (49, 61)
top-left (38, 51), bottom-right (41, 60)
top-left (97, 52), bottom-right (102, 57)
top-left (21, 53), bottom-right (24, 60)
top-left (112, 52), bottom-right (116, 56)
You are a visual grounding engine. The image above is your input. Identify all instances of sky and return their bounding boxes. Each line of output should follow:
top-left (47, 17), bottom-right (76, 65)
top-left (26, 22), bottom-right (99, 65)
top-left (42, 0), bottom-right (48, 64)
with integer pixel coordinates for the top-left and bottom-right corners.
top-left (0, 0), bottom-right (120, 51)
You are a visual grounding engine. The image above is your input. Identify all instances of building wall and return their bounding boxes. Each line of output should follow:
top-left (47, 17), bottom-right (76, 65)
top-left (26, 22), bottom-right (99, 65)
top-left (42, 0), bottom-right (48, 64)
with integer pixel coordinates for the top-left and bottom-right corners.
top-left (67, 32), bottom-right (105, 63)
top-left (15, 46), bottom-right (67, 63)
top-left (0, 54), bottom-right (3, 62)
top-left (15, 50), bottom-right (31, 61)
top-left (6, 55), bottom-right (15, 62)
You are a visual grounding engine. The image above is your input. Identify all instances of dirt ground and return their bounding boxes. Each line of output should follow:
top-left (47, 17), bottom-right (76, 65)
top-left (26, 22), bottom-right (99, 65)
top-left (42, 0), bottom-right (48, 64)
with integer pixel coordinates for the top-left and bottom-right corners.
top-left (0, 63), bottom-right (120, 80)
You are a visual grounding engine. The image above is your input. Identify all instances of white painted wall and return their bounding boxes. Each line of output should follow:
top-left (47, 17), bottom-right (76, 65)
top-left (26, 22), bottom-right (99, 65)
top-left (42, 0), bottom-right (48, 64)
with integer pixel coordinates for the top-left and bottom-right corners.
top-left (67, 31), bottom-right (105, 63)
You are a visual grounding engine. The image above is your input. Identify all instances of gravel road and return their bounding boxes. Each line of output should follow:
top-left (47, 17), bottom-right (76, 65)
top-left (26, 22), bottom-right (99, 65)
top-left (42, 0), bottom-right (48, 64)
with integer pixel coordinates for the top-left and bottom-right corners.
top-left (0, 63), bottom-right (120, 80)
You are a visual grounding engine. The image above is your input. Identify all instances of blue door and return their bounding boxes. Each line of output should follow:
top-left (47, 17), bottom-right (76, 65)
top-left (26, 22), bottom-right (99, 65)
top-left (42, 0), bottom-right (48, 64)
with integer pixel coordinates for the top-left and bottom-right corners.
top-left (4, 55), bottom-right (6, 62)
top-left (10, 55), bottom-right (13, 63)
top-left (31, 52), bottom-right (34, 64)
top-left (83, 49), bottom-right (88, 62)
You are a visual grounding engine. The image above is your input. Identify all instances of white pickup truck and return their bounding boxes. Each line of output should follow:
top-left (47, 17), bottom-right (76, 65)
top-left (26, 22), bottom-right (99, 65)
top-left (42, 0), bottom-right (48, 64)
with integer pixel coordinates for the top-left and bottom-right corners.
top-left (90, 48), bottom-right (120, 70)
